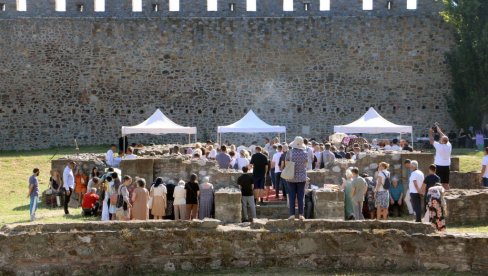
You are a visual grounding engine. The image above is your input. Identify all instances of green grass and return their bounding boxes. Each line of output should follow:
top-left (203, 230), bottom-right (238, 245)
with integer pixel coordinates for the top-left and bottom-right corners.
top-left (452, 148), bottom-right (485, 173)
top-left (423, 148), bottom-right (484, 173)
top-left (448, 226), bottom-right (488, 234)
top-left (0, 146), bottom-right (105, 226)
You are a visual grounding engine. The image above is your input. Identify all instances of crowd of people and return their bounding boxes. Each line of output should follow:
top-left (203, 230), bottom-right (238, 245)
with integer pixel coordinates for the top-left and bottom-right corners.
top-left (67, 166), bottom-right (216, 221)
top-left (27, 124), bottom-right (488, 232)
top-left (445, 126), bottom-right (487, 150)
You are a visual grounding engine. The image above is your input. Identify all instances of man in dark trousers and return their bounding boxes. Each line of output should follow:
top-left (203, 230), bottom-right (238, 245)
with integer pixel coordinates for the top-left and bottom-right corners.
top-left (62, 161), bottom-right (76, 215)
top-left (249, 146), bottom-right (268, 205)
top-left (238, 167), bottom-right (256, 222)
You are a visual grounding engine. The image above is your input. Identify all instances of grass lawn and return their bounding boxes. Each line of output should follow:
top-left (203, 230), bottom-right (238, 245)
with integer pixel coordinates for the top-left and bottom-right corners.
top-left (0, 146), bottom-right (487, 234)
top-left (448, 225), bottom-right (488, 234)
top-left (0, 146), bottom-right (105, 226)
top-left (451, 148), bottom-right (485, 173)
top-left (422, 147), bottom-right (484, 172)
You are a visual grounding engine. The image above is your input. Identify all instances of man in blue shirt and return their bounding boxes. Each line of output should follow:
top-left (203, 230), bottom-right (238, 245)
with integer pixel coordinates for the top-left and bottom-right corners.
top-left (389, 176), bottom-right (404, 217)
top-left (28, 168), bottom-right (40, 221)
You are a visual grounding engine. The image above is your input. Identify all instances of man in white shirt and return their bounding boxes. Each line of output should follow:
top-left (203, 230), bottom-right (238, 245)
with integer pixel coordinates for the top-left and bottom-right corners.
top-left (105, 144), bottom-right (117, 167)
top-left (124, 146), bottom-right (137, 160)
top-left (271, 145), bottom-right (283, 199)
top-left (312, 142), bottom-right (322, 168)
top-left (429, 126), bottom-right (452, 190)
top-left (480, 147), bottom-right (488, 188)
top-left (408, 160), bottom-right (425, 222)
top-left (390, 139), bottom-right (402, 151)
top-left (320, 143), bottom-right (336, 169)
top-left (63, 161), bottom-right (76, 215)
top-left (303, 139), bottom-right (314, 171)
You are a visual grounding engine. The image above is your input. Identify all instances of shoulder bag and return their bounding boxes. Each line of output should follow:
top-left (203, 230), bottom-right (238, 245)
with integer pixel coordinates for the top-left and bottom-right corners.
top-left (281, 150), bottom-right (295, 181)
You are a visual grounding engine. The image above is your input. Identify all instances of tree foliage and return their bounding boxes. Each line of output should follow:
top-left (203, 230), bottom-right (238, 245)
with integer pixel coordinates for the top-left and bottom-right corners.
top-left (441, 0), bottom-right (488, 128)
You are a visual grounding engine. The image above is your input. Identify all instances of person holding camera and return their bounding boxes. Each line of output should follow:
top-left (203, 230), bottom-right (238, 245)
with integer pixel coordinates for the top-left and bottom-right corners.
top-left (429, 124), bottom-right (452, 190)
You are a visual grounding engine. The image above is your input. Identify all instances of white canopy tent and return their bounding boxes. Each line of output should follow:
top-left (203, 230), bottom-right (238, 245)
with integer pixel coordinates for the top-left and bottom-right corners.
top-left (334, 107), bottom-right (413, 146)
top-left (121, 109), bottom-right (197, 144)
top-left (217, 110), bottom-right (286, 144)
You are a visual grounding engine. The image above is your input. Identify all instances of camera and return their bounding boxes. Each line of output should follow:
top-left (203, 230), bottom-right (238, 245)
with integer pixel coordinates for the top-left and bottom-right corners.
top-left (431, 122), bottom-right (439, 133)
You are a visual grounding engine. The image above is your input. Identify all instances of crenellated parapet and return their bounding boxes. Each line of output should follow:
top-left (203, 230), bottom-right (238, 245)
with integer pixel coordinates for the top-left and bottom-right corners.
top-left (0, 0), bottom-right (445, 18)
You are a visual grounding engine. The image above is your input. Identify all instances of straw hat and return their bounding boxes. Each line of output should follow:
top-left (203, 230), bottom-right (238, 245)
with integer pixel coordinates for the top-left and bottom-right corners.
top-left (289, 136), bottom-right (306, 150)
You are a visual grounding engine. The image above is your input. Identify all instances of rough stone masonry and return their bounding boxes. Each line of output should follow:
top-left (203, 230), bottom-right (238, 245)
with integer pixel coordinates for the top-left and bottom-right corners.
top-left (1, 220), bottom-right (487, 274)
top-left (0, 0), bottom-right (454, 150)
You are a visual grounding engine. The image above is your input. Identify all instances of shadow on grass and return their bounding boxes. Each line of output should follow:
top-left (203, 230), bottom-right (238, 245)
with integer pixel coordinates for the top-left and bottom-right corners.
top-left (12, 204), bottom-right (30, 211)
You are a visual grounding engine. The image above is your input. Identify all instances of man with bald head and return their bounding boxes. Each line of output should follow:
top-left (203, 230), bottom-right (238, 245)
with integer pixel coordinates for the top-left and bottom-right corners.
top-left (429, 125), bottom-right (452, 190)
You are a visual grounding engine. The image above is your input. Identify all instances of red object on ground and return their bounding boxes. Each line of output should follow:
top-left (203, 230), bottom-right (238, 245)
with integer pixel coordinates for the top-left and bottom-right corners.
top-left (82, 193), bottom-right (99, 209)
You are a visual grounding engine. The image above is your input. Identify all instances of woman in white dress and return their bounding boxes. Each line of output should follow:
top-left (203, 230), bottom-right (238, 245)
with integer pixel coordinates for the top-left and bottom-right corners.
top-left (101, 176), bottom-right (113, 221)
top-left (150, 177), bottom-right (167, 220)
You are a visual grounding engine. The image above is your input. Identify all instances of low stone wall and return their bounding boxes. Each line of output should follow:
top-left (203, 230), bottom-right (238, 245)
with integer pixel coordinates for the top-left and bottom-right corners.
top-left (1, 220), bottom-right (487, 274)
top-left (449, 171), bottom-right (483, 189)
top-left (445, 189), bottom-right (488, 225)
top-left (51, 154), bottom-right (106, 177)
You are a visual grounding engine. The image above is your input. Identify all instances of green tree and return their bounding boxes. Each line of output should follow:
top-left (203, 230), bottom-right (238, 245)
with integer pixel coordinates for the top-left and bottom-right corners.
top-left (441, 0), bottom-right (488, 128)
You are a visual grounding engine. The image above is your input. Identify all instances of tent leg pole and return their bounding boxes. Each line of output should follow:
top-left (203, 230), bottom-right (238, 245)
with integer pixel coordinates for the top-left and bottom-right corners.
top-left (411, 132), bottom-right (414, 150)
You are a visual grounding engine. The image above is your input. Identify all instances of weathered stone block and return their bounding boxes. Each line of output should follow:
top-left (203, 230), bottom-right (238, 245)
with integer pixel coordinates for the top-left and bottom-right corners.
top-left (312, 189), bottom-right (344, 219)
top-left (445, 189), bottom-right (488, 225)
top-left (451, 157), bottom-right (460, 172)
top-left (450, 171), bottom-right (482, 189)
top-left (214, 190), bottom-right (241, 223)
top-left (120, 159), bottom-right (154, 187)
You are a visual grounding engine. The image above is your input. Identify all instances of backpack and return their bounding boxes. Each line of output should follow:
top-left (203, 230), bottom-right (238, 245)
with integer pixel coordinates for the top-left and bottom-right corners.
top-left (116, 185), bottom-right (126, 208)
top-left (382, 172), bottom-right (391, 190)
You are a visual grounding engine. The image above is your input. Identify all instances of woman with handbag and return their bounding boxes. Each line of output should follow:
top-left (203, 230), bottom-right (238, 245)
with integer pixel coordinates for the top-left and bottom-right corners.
top-left (150, 177), bottom-right (167, 220)
top-left (115, 175), bottom-right (132, 221)
top-left (131, 178), bottom-right (149, 220)
top-left (48, 170), bottom-right (62, 207)
top-left (282, 136), bottom-right (308, 220)
top-left (375, 162), bottom-right (391, 220)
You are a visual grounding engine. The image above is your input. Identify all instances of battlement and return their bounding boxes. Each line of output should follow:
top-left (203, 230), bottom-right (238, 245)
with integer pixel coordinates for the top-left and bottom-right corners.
top-left (0, 0), bottom-right (444, 18)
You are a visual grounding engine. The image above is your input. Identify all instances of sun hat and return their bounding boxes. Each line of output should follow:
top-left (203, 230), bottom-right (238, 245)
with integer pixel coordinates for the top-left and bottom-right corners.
top-left (289, 136), bottom-right (306, 150)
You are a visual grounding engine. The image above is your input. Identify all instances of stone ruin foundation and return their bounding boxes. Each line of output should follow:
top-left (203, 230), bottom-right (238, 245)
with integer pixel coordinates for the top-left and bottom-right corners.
top-left (50, 149), bottom-right (488, 223)
top-left (1, 220), bottom-right (487, 274)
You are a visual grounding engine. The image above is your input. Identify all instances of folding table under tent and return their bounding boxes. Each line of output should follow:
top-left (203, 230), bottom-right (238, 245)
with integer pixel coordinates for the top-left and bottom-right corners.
top-left (121, 109), bottom-right (197, 144)
top-left (217, 110), bottom-right (287, 145)
top-left (333, 107), bottom-right (414, 147)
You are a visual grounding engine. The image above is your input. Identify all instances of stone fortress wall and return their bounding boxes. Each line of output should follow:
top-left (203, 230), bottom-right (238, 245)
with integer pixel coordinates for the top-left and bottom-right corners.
top-left (0, 0), bottom-right (455, 150)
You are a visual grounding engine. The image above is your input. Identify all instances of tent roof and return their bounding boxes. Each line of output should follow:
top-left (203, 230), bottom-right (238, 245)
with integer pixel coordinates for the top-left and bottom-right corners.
top-left (218, 110), bottom-right (286, 133)
top-left (333, 107), bottom-right (412, 134)
top-left (122, 109), bottom-right (197, 136)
